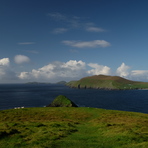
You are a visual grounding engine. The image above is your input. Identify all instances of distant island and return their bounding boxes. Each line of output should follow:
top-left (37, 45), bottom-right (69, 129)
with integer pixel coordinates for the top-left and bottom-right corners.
top-left (66, 75), bottom-right (148, 90)
top-left (26, 81), bottom-right (67, 85)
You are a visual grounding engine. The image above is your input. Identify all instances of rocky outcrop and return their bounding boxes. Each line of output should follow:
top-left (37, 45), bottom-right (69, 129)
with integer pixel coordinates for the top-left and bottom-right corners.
top-left (47, 95), bottom-right (78, 107)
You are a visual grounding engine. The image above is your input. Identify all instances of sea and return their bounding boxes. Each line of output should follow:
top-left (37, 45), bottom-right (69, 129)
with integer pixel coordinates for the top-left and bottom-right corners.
top-left (0, 84), bottom-right (148, 114)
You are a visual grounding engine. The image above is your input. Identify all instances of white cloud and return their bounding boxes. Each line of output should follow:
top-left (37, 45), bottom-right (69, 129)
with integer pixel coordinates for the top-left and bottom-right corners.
top-left (87, 63), bottom-right (111, 75)
top-left (131, 70), bottom-right (148, 76)
top-left (62, 40), bottom-right (111, 48)
top-left (0, 58), bottom-right (18, 83)
top-left (115, 63), bottom-right (148, 82)
top-left (18, 60), bottom-right (113, 82)
top-left (19, 60), bottom-right (87, 82)
top-left (86, 27), bottom-right (105, 32)
top-left (18, 42), bottom-right (35, 45)
top-left (116, 63), bottom-right (130, 77)
top-left (14, 55), bottom-right (30, 64)
top-left (0, 58), bottom-right (9, 66)
top-left (1, 57), bottom-right (148, 83)
top-left (53, 28), bottom-right (68, 34)
top-left (0, 57), bottom-right (148, 83)
top-left (19, 72), bottom-right (30, 80)
top-left (0, 58), bottom-right (8, 77)
top-left (130, 70), bottom-right (148, 81)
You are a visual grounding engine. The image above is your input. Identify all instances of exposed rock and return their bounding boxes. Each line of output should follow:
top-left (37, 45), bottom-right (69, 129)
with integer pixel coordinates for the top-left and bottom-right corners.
top-left (47, 95), bottom-right (78, 107)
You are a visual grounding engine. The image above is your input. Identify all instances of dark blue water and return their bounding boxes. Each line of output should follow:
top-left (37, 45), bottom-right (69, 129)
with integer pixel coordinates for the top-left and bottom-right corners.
top-left (0, 84), bottom-right (148, 113)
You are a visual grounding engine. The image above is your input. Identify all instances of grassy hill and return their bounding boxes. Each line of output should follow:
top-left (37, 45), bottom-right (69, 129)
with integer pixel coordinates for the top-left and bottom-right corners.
top-left (46, 95), bottom-right (78, 107)
top-left (66, 75), bottom-right (148, 90)
top-left (0, 107), bottom-right (148, 148)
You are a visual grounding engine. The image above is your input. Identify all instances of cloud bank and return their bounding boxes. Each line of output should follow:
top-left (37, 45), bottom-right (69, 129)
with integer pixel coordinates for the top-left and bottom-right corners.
top-left (1, 57), bottom-right (148, 83)
top-left (18, 61), bottom-right (148, 82)
top-left (19, 60), bottom-right (87, 82)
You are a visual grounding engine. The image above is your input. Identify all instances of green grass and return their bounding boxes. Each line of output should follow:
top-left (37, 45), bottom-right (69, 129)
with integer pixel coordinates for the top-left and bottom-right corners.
top-left (67, 75), bottom-right (148, 90)
top-left (0, 107), bottom-right (148, 148)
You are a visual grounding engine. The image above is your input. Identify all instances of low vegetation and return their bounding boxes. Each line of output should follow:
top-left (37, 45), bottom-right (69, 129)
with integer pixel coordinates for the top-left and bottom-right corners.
top-left (67, 75), bottom-right (148, 90)
top-left (0, 107), bottom-right (148, 148)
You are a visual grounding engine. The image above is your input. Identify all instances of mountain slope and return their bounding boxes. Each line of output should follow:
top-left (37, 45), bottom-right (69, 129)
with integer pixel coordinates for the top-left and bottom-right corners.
top-left (66, 75), bottom-right (148, 90)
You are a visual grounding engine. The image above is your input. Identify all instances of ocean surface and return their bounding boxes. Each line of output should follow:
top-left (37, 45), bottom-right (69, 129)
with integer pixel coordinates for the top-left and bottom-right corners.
top-left (0, 84), bottom-right (148, 114)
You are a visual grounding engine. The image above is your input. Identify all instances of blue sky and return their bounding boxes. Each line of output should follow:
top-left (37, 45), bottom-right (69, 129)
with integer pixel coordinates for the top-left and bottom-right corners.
top-left (1, 0), bottom-right (148, 83)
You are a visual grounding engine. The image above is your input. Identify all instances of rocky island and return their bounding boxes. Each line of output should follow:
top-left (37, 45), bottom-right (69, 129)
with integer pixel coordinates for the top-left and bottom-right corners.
top-left (46, 95), bottom-right (77, 107)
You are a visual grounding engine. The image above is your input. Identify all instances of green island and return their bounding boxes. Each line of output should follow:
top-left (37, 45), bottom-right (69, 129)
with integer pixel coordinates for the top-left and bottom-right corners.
top-left (66, 75), bottom-right (148, 90)
top-left (0, 95), bottom-right (148, 148)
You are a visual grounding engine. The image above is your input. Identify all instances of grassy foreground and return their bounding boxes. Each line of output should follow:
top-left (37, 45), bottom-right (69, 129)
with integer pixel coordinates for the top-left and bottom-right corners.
top-left (0, 107), bottom-right (148, 148)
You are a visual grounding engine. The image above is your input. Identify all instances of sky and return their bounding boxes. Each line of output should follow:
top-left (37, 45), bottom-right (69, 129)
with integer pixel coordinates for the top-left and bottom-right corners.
top-left (1, 0), bottom-right (148, 83)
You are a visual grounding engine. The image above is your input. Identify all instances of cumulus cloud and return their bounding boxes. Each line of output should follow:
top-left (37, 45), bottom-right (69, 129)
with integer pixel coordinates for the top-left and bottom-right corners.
top-left (53, 28), bottom-right (68, 34)
top-left (0, 58), bottom-right (18, 83)
top-left (1, 57), bottom-right (148, 83)
top-left (62, 40), bottom-right (111, 48)
top-left (87, 63), bottom-right (111, 75)
top-left (116, 63), bottom-right (130, 77)
top-left (0, 59), bottom-right (8, 77)
top-left (86, 27), bottom-right (105, 32)
top-left (18, 60), bottom-right (114, 82)
top-left (19, 60), bottom-right (87, 82)
top-left (0, 58), bottom-right (9, 66)
top-left (115, 63), bottom-right (148, 82)
top-left (14, 55), bottom-right (30, 64)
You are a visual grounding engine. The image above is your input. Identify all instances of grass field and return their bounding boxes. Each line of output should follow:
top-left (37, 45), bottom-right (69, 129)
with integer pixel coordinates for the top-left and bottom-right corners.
top-left (0, 107), bottom-right (148, 148)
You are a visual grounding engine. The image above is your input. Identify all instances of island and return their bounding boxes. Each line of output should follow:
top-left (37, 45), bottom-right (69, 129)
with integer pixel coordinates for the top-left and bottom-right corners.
top-left (26, 81), bottom-right (67, 85)
top-left (66, 75), bottom-right (148, 90)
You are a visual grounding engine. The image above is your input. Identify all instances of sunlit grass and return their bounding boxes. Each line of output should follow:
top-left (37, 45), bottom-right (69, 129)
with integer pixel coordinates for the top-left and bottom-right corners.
top-left (0, 107), bottom-right (148, 148)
